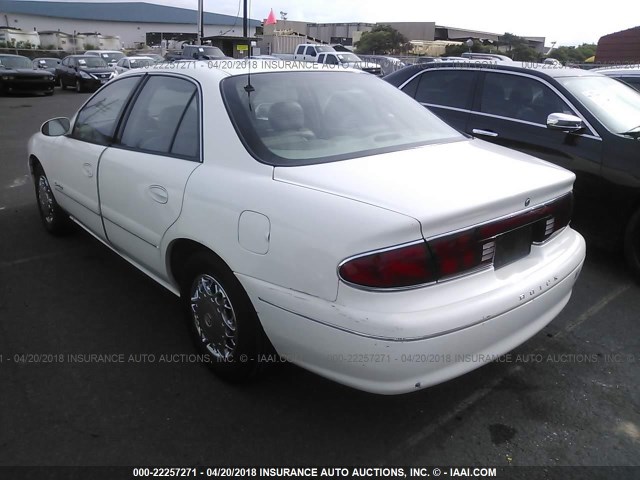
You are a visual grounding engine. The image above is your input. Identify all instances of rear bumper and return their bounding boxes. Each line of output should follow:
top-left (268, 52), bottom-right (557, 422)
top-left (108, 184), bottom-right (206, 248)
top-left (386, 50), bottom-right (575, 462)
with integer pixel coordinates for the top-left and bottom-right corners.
top-left (239, 228), bottom-right (586, 394)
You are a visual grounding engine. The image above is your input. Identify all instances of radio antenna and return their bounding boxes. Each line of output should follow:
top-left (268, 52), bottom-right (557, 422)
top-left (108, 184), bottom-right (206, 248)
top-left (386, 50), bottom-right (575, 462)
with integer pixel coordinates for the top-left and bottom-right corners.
top-left (243, 0), bottom-right (254, 110)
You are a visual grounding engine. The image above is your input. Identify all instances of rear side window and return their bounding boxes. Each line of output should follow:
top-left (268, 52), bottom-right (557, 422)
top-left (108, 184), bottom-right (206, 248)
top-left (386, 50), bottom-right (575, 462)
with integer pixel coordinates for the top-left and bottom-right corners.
top-left (296, 45), bottom-right (305, 55)
top-left (72, 76), bottom-right (141, 145)
top-left (480, 72), bottom-right (573, 124)
top-left (119, 76), bottom-right (199, 159)
top-left (413, 70), bottom-right (476, 109)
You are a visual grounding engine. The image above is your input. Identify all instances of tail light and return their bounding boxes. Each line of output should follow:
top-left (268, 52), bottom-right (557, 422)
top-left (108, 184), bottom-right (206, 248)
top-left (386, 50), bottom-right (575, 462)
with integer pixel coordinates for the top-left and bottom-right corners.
top-left (339, 193), bottom-right (573, 289)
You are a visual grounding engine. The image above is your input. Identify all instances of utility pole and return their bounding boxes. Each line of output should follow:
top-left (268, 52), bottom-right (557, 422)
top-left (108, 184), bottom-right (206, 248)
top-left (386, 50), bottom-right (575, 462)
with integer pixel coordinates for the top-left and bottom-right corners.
top-left (243, 0), bottom-right (248, 56)
top-left (197, 0), bottom-right (203, 45)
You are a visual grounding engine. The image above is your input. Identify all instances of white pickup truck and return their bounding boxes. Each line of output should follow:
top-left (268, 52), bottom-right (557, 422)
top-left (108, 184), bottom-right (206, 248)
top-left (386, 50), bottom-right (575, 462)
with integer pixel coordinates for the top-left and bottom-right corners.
top-left (316, 51), bottom-right (382, 76)
top-left (292, 44), bottom-right (337, 62)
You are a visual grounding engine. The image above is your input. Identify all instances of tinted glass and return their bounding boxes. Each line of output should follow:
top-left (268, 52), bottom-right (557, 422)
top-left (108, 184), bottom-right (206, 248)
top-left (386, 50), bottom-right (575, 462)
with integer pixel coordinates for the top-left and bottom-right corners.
top-left (558, 75), bottom-right (640, 134)
top-left (481, 72), bottom-right (573, 124)
top-left (120, 76), bottom-right (197, 156)
top-left (72, 76), bottom-right (140, 144)
top-left (325, 55), bottom-right (339, 65)
top-left (620, 77), bottom-right (640, 90)
top-left (400, 74), bottom-right (420, 98)
top-left (222, 71), bottom-right (463, 166)
top-left (414, 70), bottom-right (476, 109)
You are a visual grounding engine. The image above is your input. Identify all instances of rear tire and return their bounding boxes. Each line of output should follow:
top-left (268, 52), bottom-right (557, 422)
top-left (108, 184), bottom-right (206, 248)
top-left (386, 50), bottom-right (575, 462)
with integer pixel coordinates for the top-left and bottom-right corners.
top-left (34, 166), bottom-right (71, 235)
top-left (624, 208), bottom-right (640, 282)
top-left (179, 251), bottom-right (268, 382)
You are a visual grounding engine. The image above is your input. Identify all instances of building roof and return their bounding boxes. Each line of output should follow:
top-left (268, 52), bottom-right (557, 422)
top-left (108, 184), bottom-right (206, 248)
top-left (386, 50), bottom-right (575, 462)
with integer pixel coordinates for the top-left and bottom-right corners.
top-left (0, 0), bottom-right (261, 26)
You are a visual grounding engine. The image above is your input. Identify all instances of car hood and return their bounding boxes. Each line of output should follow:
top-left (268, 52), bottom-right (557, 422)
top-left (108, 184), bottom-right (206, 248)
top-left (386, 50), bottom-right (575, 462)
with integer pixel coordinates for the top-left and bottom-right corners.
top-left (273, 139), bottom-right (576, 238)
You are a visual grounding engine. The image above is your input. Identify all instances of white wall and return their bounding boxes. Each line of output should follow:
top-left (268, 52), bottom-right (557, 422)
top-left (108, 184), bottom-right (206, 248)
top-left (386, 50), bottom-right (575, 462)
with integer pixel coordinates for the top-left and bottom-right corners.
top-left (0, 13), bottom-right (256, 48)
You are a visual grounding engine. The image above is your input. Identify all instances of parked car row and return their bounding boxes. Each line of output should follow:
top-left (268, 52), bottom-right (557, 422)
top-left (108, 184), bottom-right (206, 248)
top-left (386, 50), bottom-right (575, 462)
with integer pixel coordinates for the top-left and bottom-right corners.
top-left (1, 51), bottom-right (164, 95)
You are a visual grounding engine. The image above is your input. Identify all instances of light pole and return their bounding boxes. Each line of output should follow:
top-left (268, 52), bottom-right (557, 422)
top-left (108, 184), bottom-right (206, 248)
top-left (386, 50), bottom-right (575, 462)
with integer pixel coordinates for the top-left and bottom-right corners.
top-left (197, 0), bottom-right (203, 45)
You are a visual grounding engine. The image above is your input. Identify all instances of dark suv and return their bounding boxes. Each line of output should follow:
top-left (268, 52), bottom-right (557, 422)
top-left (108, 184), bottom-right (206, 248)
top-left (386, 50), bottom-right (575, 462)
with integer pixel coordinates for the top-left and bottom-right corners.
top-left (385, 62), bottom-right (640, 278)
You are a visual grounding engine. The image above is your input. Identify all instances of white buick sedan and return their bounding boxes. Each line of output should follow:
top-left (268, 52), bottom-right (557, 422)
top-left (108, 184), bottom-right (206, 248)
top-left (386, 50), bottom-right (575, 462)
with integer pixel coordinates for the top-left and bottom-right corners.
top-left (28, 61), bottom-right (586, 394)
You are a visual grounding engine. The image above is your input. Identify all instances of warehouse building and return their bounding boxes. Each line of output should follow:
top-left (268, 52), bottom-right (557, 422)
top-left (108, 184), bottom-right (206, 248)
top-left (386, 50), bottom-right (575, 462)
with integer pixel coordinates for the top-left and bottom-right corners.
top-left (260, 20), bottom-right (545, 54)
top-left (0, 0), bottom-right (261, 55)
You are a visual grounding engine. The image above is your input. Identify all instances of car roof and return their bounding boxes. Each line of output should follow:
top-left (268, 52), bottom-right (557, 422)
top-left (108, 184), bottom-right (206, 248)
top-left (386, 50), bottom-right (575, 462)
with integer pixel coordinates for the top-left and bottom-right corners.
top-left (592, 66), bottom-right (640, 75)
top-left (390, 60), bottom-right (603, 81)
top-left (0, 53), bottom-right (28, 58)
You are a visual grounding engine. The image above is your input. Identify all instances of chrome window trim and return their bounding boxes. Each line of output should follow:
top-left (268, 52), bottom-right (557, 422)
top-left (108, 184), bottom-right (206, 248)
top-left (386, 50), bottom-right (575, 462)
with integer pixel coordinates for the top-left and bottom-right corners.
top-left (478, 70), bottom-right (601, 138)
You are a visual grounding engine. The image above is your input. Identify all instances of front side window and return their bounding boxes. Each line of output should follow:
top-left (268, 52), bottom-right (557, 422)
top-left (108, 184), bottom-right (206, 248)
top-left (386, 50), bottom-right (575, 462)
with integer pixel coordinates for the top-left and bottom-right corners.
top-left (72, 76), bottom-right (141, 145)
top-left (480, 72), bottom-right (573, 124)
top-left (414, 70), bottom-right (476, 109)
top-left (222, 71), bottom-right (464, 166)
top-left (119, 76), bottom-right (199, 158)
top-left (325, 54), bottom-right (339, 65)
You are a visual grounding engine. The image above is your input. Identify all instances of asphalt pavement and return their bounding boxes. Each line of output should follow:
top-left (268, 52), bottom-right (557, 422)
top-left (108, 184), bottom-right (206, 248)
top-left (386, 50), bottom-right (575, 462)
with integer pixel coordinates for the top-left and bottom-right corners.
top-left (0, 89), bottom-right (638, 475)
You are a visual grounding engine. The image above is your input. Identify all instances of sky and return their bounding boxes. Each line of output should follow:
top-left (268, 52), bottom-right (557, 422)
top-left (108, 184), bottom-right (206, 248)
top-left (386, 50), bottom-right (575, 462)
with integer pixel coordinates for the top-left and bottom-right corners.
top-left (34, 0), bottom-right (640, 46)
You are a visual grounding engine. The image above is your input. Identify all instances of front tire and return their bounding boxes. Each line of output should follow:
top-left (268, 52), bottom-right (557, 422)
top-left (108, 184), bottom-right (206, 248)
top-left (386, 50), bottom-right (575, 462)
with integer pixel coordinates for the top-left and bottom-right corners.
top-left (34, 166), bottom-right (70, 235)
top-left (75, 80), bottom-right (83, 93)
top-left (179, 252), bottom-right (268, 382)
top-left (624, 208), bottom-right (640, 282)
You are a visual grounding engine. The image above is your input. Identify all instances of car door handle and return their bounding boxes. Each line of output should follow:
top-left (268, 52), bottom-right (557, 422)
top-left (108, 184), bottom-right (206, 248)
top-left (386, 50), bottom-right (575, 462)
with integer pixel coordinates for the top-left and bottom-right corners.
top-left (148, 185), bottom-right (169, 204)
top-left (472, 129), bottom-right (499, 137)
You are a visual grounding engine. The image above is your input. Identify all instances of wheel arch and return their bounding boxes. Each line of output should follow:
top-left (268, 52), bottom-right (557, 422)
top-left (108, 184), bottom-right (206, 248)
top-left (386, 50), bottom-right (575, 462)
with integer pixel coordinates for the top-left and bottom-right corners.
top-left (28, 154), bottom-right (42, 180)
top-left (166, 238), bottom-right (233, 291)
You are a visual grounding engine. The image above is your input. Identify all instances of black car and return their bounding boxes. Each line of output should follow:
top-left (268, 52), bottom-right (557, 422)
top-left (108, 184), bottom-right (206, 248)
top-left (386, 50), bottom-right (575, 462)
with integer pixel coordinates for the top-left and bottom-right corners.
top-left (56, 55), bottom-right (115, 92)
top-left (32, 57), bottom-right (62, 83)
top-left (0, 54), bottom-right (55, 95)
top-left (385, 62), bottom-right (640, 278)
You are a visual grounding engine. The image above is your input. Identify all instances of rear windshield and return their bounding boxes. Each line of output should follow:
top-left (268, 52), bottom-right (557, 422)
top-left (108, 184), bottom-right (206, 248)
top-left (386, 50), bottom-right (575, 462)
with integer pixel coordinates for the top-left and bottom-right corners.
top-left (221, 71), bottom-right (463, 166)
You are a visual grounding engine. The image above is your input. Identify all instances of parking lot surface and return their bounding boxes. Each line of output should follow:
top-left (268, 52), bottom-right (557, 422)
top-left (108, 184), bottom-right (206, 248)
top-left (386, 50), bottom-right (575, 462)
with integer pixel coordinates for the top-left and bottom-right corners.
top-left (0, 90), bottom-right (638, 473)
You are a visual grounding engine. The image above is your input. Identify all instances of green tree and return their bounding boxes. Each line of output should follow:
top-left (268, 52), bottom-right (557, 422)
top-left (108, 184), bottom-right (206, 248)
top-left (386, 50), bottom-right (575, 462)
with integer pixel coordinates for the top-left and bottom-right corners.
top-left (445, 40), bottom-right (490, 57)
top-left (548, 44), bottom-right (597, 64)
top-left (355, 24), bottom-right (407, 55)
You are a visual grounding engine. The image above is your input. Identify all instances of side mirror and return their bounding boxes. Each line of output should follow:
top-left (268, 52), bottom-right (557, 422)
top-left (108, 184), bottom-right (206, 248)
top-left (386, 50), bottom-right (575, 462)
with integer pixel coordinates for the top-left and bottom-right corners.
top-left (547, 113), bottom-right (584, 133)
top-left (41, 117), bottom-right (71, 137)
